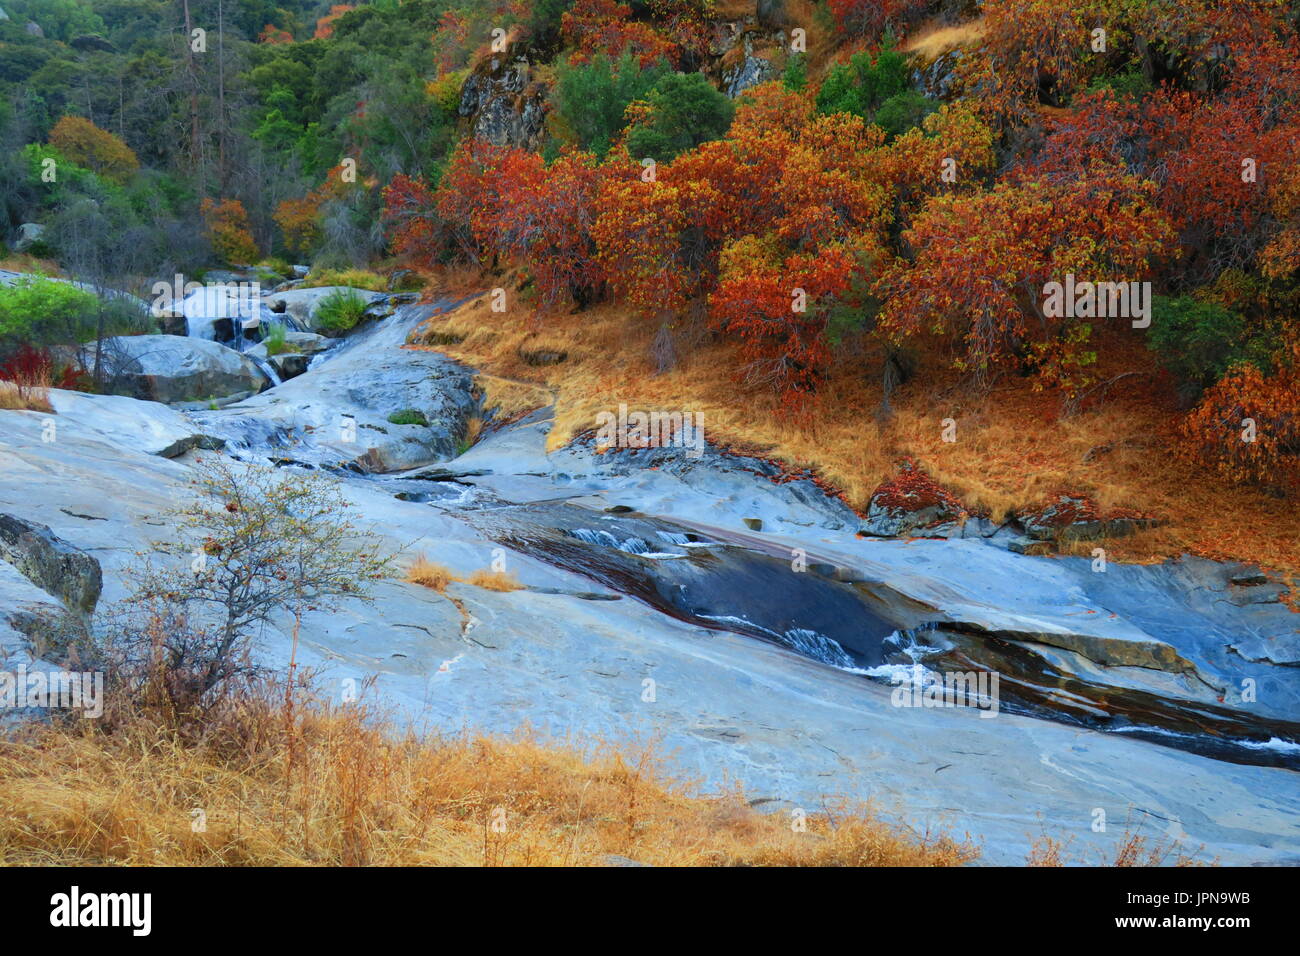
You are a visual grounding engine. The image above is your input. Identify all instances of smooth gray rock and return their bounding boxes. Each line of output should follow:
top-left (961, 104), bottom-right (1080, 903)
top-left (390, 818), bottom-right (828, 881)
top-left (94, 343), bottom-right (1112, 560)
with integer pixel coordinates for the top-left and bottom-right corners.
top-left (44, 388), bottom-right (222, 458)
top-left (0, 513), bottom-right (102, 614)
top-left (11, 222), bottom-right (44, 252)
top-left (263, 286), bottom-right (385, 332)
top-left (92, 334), bottom-right (269, 404)
top-left (3, 332), bottom-right (1299, 865)
top-left (190, 302), bottom-right (479, 473)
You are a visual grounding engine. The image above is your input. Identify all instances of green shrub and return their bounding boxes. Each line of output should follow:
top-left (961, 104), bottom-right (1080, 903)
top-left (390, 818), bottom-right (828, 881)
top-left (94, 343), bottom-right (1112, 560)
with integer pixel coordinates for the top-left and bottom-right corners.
top-left (625, 73), bottom-right (735, 163)
top-left (554, 52), bottom-right (671, 157)
top-left (1147, 296), bottom-right (1251, 404)
top-left (258, 257), bottom-right (293, 279)
top-left (0, 274), bottom-right (100, 351)
top-left (315, 288), bottom-right (369, 333)
top-left (872, 90), bottom-right (938, 139)
top-left (1088, 70), bottom-right (1153, 101)
top-left (387, 408), bottom-right (429, 426)
top-left (815, 41), bottom-right (935, 137)
top-left (783, 53), bottom-right (808, 92)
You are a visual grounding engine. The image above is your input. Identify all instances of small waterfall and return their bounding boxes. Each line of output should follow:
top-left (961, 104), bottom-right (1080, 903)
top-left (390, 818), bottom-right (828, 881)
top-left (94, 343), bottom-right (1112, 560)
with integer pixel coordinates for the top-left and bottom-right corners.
top-left (249, 356), bottom-right (282, 388)
top-left (568, 528), bottom-right (654, 554)
top-left (883, 622), bottom-right (943, 663)
top-left (656, 530), bottom-right (693, 546)
top-left (782, 628), bottom-right (856, 669)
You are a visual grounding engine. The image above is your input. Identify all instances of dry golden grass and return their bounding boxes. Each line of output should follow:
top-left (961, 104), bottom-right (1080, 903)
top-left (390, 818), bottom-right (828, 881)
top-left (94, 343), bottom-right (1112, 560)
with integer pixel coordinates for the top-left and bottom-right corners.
top-left (901, 17), bottom-right (988, 63)
top-left (409, 286), bottom-right (1300, 589)
top-left (406, 557), bottom-right (524, 594)
top-left (0, 696), bottom-right (978, 867)
top-left (0, 253), bottom-right (63, 276)
top-left (1029, 825), bottom-right (1206, 867)
top-left (461, 414), bottom-right (484, 448)
top-left (406, 555), bottom-right (454, 593)
top-left (0, 379), bottom-right (52, 412)
top-left (299, 267), bottom-right (388, 291)
top-left (464, 569), bottom-right (524, 592)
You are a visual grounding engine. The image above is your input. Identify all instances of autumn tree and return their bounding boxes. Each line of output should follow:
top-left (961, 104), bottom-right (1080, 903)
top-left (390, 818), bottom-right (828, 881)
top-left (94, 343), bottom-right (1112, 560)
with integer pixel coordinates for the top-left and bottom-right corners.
top-left (709, 239), bottom-right (860, 418)
top-left (562, 0), bottom-right (680, 67)
top-left (48, 116), bottom-right (140, 185)
top-left (876, 164), bottom-right (1175, 383)
top-left (314, 4), bottom-right (354, 40)
top-left (273, 163), bottom-right (362, 261)
top-left (1181, 336), bottom-right (1300, 490)
top-left (201, 198), bottom-right (259, 265)
top-left (382, 173), bottom-right (443, 271)
top-left (827, 0), bottom-right (931, 42)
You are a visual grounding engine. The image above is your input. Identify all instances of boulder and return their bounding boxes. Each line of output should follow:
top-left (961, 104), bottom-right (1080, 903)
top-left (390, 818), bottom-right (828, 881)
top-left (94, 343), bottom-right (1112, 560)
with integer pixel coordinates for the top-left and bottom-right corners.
top-left (262, 286), bottom-right (385, 332)
top-left (11, 222), bottom-right (44, 252)
top-left (1019, 494), bottom-right (1157, 543)
top-left (861, 461), bottom-right (965, 537)
top-left (93, 334), bottom-right (269, 404)
top-left (178, 283), bottom-right (293, 345)
top-left (0, 514), bottom-right (102, 615)
top-left (267, 353), bottom-right (311, 380)
top-left (44, 388), bottom-right (222, 458)
top-left (247, 330), bottom-right (330, 360)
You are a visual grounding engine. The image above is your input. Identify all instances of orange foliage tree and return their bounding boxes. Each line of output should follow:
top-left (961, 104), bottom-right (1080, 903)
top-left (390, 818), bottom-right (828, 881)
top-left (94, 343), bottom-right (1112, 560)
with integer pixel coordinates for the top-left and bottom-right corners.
top-left (382, 173), bottom-right (442, 271)
top-left (315, 4), bottom-right (353, 40)
top-left (709, 240), bottom-right (859, 418)
top-left (561, 0), bottom-right (680, 67)
top-left (876, 164), bottom-right (1175, 380)
top-left (258, 25), bottom-right (293, 44)
top-left (1181, 337), bottom-right (1300, 490)
top-left (48, 115), bottom-right (140, 184)
top-left (273, 164), bottom-right (361, 260)
top-left (201, 198), bottom-right (259, 265)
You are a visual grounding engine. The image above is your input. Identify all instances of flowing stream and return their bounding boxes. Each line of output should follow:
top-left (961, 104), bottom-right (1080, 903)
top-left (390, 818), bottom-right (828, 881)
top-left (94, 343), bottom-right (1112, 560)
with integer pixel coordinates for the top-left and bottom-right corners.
top-left (193, 303), bottom-right (1300, 773)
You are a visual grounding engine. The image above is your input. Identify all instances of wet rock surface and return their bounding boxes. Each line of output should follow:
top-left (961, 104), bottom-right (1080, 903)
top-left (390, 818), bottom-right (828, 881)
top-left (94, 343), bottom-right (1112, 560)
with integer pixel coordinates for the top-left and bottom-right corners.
top-left (189, 302), bottom-right (480, 473)
top-left (2, 296), bottom-right (1298, 865)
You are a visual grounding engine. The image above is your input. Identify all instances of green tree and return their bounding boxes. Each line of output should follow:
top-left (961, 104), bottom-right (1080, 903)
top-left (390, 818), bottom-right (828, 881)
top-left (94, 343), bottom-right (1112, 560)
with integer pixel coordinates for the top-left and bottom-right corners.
top-left (1147, 296), bottom-right (1250, 405)
top-left (815, 41), bottom-right (934, 137)
top-left (554, 51), bottom-right (671, 156)
top-left (2, 0), bottom-right (105, 43)
top-left (625, 72), bottom-right (735, 162)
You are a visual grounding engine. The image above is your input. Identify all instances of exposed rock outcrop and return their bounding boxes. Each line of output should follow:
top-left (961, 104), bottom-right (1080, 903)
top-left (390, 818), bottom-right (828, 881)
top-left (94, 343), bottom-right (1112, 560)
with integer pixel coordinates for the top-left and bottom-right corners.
top-left (861, 461), bottom-right (966, 537)
top-left (458, 55), bottom-right (547, 150)
top-left (91, 334), bottom-right (269, 404)
top-left (1019, 494), bottom-right (1157, 543)
top-left (263, 286), bottom-right (386, 332)
top-left (0, 514), bottom-right (102, 615)
top-left (10, 222), bottom-right (44, 252)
